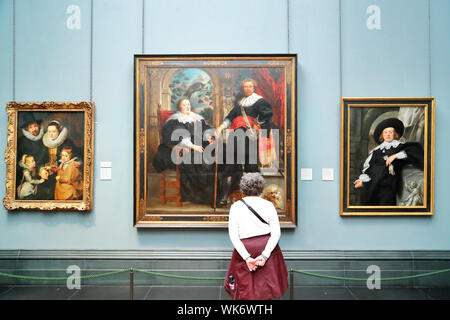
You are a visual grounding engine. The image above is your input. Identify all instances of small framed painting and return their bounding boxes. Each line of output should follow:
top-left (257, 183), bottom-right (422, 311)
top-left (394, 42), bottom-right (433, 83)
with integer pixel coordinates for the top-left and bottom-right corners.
top-left (3, 101), bottom-right (94, 211)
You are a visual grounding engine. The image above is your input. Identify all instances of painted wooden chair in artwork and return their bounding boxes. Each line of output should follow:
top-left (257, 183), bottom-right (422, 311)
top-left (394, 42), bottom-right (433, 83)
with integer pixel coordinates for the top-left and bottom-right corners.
top-left (156, 105), bottom-right (186, 207)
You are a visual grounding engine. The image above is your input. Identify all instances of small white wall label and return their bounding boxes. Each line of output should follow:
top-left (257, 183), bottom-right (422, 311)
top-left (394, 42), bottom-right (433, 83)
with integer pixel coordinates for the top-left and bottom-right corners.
top-left (100, 162), bottom-right (112, 180)
top-left (322, 168), bottom-right (334, 181)
top-left (300, 168), bottom-right (313, 181)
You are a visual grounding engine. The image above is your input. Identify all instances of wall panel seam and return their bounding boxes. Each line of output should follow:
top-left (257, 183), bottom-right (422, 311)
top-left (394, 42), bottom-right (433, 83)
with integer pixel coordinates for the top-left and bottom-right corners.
top-left (142, 0), bottom-right (145, 53)
top-left (12, 0), bottom-right (15, 100)
top-left (90, 0), bottom-right (93, 101)
top-left (287, 0), bottom-right (290, 53)
top-left (339, 0), bottom-right (343, 98)
top-left (428, 0), bottom-right (432, 96)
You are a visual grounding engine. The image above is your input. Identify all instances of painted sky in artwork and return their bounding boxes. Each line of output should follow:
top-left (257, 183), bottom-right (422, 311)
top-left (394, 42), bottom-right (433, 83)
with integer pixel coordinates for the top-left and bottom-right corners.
top-left (169, 68), bottom-right (213, 114)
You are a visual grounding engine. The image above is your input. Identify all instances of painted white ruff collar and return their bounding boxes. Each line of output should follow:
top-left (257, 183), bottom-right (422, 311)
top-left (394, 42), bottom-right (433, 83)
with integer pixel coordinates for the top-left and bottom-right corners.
top-left (22, 127), bottom-right (44, 141)
top-left (239, 93), bottom-right (263, 107)
top-left (18, 160), bottom-right (32, 170)
top-left (42, 126), bottom-right (69, 149)
top-left (167, 111), bottom-right (204, 124)
top-left (370, 140), bottom-right (402, 154)
top-left (58, 157), bottom-right (78, 170)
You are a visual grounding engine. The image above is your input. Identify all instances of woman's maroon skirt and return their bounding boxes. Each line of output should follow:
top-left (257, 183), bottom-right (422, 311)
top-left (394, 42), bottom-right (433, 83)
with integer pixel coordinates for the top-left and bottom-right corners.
top-left (223, 234), bottom-right (288, 300)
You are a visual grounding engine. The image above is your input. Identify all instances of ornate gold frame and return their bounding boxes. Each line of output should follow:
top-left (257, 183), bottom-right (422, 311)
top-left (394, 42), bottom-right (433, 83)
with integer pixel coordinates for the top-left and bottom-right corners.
top-left (3, 101), bottom-right (95, 211)
top-left (339, 97), bottom-right (435, 216)
top-left (134, 54), bottom-right (297, 227)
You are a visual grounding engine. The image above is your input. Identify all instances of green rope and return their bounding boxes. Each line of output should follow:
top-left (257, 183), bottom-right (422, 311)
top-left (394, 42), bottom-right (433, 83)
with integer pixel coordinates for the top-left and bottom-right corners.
top-left (0, 267), bottom-right (449, 282)
top-left (0, 269), bottom-right (129, 281)
top-left (290, 268), bottom-right (450, 282)
top-left (133, 269), bottom-right (224, 281)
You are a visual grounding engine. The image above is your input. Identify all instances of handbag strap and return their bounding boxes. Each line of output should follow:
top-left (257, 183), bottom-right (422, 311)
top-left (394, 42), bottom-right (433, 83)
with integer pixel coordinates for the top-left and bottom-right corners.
top-left (240, 199), bottom-right (268, 225)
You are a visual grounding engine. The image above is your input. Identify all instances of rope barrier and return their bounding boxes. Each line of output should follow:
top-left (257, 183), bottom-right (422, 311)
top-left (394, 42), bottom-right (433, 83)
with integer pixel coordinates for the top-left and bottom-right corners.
top-left (0, 268), bottom-right (449, 282)
top-left (2, 267), bottom-right (448, 301)
top-left (290, 268), bottom-right (450, 282)
top-left (133, 269), bottom-right (224, 281)
top-left (0, 269), bottom-right (129, 281)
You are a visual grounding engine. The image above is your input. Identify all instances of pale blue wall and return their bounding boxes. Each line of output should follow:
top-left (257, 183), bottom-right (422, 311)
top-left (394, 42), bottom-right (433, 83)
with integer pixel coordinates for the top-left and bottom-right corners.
top-left (0, 0), bottom-right (448, 250)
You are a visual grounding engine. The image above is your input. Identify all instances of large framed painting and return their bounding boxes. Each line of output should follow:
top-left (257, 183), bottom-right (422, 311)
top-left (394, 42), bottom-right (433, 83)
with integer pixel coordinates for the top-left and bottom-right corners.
top-left (3, 102), bottom-right (94, 211)
top-left (134, 54), bottom-right (297, 227)
top-left (340, 98), bottom-right (435, 216)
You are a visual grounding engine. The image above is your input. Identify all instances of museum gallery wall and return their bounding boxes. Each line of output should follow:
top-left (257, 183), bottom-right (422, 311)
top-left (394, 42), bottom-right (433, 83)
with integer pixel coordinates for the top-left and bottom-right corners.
top-left (1, 0), bottom-right (448, 252)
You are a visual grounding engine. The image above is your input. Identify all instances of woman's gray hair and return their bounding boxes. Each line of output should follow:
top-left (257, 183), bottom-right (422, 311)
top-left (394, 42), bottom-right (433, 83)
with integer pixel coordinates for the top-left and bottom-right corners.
top-left (239, 172), bottom-right (265, 196)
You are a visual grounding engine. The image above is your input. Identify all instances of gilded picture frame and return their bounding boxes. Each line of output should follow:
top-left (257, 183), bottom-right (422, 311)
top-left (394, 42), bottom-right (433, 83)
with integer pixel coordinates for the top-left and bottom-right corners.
top-left (340, 98), bottom-right (435, 216)
top-left (3, 101), bottom-right (95, 211)
top-left (134, 54), bottom-right (297, 227)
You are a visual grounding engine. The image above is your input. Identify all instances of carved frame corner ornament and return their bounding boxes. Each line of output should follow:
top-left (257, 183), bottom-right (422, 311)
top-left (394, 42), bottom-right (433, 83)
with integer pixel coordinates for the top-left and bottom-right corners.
top-left (3, 101), bottom-right (95, 211)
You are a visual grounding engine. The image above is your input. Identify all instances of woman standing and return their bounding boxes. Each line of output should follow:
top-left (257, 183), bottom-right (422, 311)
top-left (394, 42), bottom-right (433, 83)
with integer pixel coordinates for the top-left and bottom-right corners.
top-left (224, 173), bottom-right (288, 300)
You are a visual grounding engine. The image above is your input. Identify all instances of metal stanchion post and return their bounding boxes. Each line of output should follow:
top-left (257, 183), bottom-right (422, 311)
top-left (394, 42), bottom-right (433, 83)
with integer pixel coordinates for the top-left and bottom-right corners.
top-left (130, 268), bottom-right (134, 300)
top-left (290, 271), bottom-right (294, 300)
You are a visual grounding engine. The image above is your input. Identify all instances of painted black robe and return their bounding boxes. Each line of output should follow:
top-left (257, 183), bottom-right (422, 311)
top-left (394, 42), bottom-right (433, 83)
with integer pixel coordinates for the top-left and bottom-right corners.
top-left (224, 97), bottom-right (273, 132)
top-left (361, 142), bottom-right (424, 205)
top-left (153, 113), bottom-right (216, 205)
top-left (223, 96), bottom-right (273, 169)
top-left (218, 95), bottom-right (274, 198)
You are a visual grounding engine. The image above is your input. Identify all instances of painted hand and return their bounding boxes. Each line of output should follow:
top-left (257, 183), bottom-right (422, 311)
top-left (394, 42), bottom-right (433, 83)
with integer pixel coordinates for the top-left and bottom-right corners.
top-left (191, 145), bottom-right (204, 153)
top-left (215, 124), bottom-right (225, 138)
top-left (354, 179), bottom-right (363, 188)
top-left (386, 154), bottom-right (398, 166)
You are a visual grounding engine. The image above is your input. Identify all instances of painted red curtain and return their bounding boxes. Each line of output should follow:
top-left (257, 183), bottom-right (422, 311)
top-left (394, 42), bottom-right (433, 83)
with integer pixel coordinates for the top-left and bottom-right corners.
top-left (252, 68), bottom-right (284, 167)
top-left (252, 68), bottom-right (285, 129)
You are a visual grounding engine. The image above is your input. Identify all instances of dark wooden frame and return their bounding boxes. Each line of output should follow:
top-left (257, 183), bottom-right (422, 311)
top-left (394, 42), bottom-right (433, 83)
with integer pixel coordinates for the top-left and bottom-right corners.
top-left (340, 97), bottom-right (435, 216)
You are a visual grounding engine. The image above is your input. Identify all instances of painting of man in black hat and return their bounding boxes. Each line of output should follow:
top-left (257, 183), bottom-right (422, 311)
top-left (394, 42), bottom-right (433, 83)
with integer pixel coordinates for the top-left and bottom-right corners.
top-left (353, 116), bottom-right (424, 206)
top-left (17, 112), bottom-right (46, 167)
top-left (341, 98), bottom-right (434, 216)
top-left (16, 113), bottom-right (46, 195)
